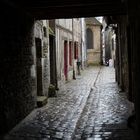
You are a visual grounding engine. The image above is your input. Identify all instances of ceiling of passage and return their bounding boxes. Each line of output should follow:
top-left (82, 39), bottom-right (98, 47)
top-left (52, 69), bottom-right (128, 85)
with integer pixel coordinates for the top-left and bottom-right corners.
top-left (2, 0), bottom-right (127, 19)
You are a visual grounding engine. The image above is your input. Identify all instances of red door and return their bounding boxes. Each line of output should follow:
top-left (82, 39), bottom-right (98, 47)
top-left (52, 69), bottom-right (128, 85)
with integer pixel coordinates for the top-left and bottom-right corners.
top-left (64, 41), bottom-right (68, 80)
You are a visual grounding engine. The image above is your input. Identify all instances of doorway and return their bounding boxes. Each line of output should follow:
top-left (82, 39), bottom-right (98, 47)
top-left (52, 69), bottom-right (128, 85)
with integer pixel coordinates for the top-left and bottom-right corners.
top-left (35, 38), bottom-right (43, 96)
top-left (64, 41), bottom-right (68, 80)
top-left (49, 35), bottom-right (58, 88)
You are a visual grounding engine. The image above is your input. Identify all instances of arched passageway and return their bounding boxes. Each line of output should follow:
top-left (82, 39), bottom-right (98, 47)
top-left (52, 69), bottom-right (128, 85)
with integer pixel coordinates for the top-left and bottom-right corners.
top-left (1, 0), bottom-right (140, 139)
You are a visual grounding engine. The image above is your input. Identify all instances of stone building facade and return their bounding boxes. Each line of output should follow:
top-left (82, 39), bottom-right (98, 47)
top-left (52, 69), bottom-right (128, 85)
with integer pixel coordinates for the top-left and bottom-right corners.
top-left (85, 17), bottom-right (102, 65)
top-left (55, 19), bottom-right (73, 87)
top-left (81, 18), bottom-right (87, 69)
top-left (0, 16), bottom-right (51, 134)
top-left (50, 18), bottom-right (83, 87)
top-left (34, 20), bottom-right (50, 97)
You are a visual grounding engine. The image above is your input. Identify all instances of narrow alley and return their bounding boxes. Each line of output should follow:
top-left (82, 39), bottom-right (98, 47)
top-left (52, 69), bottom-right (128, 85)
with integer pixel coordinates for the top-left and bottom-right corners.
top-left (4, 66), bottom-right (134, 140)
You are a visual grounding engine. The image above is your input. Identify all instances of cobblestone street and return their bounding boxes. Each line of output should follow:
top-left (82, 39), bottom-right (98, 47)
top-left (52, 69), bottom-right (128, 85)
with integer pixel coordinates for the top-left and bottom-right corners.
top-left (4, 66), bottom-right (134, 140)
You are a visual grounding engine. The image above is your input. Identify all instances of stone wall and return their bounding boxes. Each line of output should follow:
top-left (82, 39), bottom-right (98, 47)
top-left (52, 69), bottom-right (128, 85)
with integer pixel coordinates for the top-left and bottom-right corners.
top-left (34, 20), bottom-right (50, 96)
top-left (104, 29), bottom-right (112, 62)
top-left (86, 25), bottom-right (101, 65)
top-left (81, 18), bottom-right (87, 69)
top-left (55, 19), bottom-right (73, 85)
top-left (116, 16), bottom-right (129, 95)
top-left (55, 23), bottom-right (73, 84)
top-left (55, 18), bottom-right (82, 85)
top-left (0, 5), bottom-right (36, 134)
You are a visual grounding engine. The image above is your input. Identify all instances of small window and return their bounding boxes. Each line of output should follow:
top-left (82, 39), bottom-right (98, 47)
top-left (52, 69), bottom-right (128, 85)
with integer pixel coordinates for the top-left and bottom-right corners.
top-left (86, 28), bottom-right (94, 49)
top-left (43, 27), bottom-right (47, 37)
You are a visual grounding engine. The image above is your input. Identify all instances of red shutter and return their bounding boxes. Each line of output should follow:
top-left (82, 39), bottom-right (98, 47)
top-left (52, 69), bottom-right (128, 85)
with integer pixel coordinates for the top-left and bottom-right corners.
top-left (69, 42), bottom-right (72, 65)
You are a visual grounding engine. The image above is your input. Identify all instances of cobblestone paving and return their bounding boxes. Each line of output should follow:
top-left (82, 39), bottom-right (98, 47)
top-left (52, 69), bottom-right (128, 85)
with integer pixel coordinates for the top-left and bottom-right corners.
top-left (73, 67), bottom-right (134, 140)
top-left (4, 66), bottom-right (134, 140)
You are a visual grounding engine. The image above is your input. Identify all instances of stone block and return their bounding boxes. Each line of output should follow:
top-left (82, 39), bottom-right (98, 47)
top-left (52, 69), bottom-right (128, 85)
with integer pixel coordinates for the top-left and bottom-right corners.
top-left (37, 96), bottom-right (48, 107)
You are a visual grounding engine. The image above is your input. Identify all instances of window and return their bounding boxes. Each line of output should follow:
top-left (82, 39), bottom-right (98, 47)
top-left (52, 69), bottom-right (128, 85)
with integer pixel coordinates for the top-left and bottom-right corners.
top-left (43, 27), bottom-right (47, 37)
top-left (86, 28), bottom-right (94, 49)
top-left (112, 39), bottom-right (114, 50)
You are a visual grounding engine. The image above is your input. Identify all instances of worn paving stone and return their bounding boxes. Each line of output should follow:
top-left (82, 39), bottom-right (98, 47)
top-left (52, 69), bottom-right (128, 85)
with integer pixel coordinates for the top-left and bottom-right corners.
top-left (4, 66), bottom-right (134, 140)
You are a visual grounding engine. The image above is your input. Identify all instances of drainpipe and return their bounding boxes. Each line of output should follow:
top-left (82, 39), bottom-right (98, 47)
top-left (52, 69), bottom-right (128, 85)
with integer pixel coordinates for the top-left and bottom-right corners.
top-left (80, 19), bottom-right (83, 70)
top-left (100, 26), bottom-right (103, 65)
top-left (72, 19), bottom-right (76, 79)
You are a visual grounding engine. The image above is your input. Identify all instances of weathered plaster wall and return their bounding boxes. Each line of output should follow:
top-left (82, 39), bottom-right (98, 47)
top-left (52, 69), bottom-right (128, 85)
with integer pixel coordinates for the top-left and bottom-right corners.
top-left (73, 19), bottom-right (82, 76)
top-left (81, 18), bottom-right (87, 69)
top-left (55, 18), bottom-right (82, 86)
top-left (55, 21), bottom-right (73, 86)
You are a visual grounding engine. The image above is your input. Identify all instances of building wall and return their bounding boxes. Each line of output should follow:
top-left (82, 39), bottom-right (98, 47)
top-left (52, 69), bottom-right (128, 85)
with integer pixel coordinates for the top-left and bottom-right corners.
top-left (86, 25), bottom-right (101, 65)
top-left (56, 19), bottom-right (73, 31)
top-left (102, 19), bottom-right (107, 64)
top-left (102, 17), bottom-right (116, 67)
top-left (55, 18), bottom-right (82, 87)
top-left (103, 16), bottom-right (129, 98)
top-left (105, 28), bottom-right (113, 64)
top-left (73, 19), bottom-right (82, 75)
top-left (42, 20), bottom-right (50, 95)
top-left (0, 6), bottom-right (51, 134)
top-left (127, 1), bottom-right (140, 136)
top-left (34, 20), bottom-right (50, 96)
top-left (0, 6), bottom-right (36, 134)
top-left (81, 18), bottom-right (87, 69)
top-left (117, 16), bottom-right (129, 95)
top-left (55, 19), bottom-right (73, 87)
top-left (111, 32), bottom-right (116, 66)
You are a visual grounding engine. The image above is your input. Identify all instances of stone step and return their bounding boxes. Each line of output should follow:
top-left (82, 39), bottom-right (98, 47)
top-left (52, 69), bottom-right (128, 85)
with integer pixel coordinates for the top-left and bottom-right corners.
top-left (37, 96), bottom-right (48, 107)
